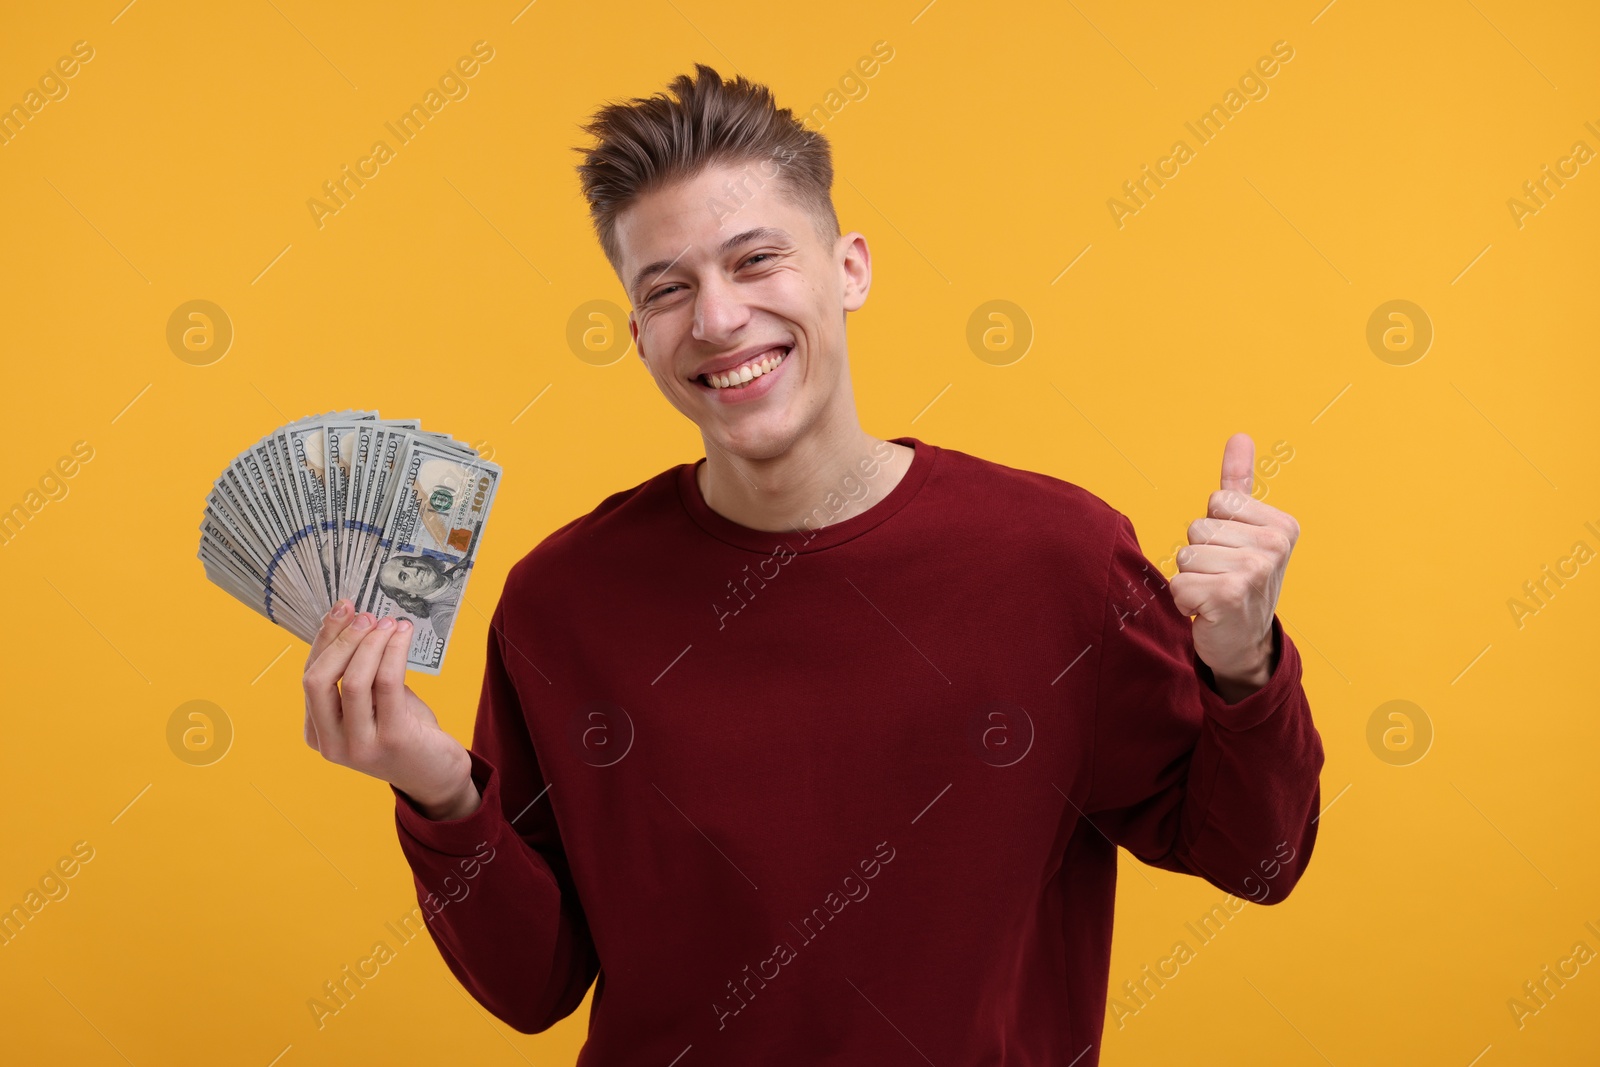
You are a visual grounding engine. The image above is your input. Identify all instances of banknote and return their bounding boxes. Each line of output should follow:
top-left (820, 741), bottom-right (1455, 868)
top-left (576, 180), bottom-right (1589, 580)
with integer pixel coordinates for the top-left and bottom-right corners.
top-left (358, 437), bottom-right (501, 674)
top-left (196, 412), bottom-right (500, 675)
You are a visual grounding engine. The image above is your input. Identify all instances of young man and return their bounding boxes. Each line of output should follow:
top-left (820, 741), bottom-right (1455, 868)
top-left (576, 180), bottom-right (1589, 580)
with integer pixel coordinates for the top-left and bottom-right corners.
top-left (301, 65), bottom-right (1324, 1065)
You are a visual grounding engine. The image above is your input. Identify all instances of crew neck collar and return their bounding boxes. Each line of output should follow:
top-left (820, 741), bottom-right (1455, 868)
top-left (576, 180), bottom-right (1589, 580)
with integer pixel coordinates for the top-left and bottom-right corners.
top-left (676, 436), bottom-right (936, 553)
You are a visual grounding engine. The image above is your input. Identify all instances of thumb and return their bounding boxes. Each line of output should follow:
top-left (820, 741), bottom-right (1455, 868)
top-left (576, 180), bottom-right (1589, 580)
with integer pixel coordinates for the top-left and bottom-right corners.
top-left (1220, 432), bottom-right (1254, 495)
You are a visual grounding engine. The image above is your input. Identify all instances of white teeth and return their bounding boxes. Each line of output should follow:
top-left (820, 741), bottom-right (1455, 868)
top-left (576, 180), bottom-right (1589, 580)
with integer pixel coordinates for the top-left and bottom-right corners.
top-left (704, 349), bottom-right (787, 389)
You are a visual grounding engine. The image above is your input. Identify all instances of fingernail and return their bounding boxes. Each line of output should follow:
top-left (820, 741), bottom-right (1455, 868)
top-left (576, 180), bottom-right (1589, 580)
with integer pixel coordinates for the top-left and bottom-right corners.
top-left (334, 600), bottom-right (350, 618)
top-left (353, 613), bottom-right (372, 630)
top-left (376, 616), bottom-right (394, 630)
top-left (398, 620), bottom-right (413, 634)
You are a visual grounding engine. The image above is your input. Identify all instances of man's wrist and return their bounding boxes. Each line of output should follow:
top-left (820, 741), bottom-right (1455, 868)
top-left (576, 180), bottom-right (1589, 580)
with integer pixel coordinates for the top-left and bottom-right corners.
top-left (1209, 660), bottom-right (1272, 704)
top-left (1205, 629), bottom-right (1278, 704)
top-left (406, 767), bottom-right (482, 822)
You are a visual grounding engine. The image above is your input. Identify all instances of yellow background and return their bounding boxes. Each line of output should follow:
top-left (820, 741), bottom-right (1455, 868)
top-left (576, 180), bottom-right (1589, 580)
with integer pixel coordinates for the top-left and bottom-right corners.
top-left (2, 0), bottom-right (1596, 1063)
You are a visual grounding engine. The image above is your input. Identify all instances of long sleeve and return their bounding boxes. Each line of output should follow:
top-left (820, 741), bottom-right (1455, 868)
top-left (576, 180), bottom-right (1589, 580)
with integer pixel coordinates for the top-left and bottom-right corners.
top-left (1083, 512), bottom-right (1326, 904)
top-left (391, 595), bottom-right (601, 1031)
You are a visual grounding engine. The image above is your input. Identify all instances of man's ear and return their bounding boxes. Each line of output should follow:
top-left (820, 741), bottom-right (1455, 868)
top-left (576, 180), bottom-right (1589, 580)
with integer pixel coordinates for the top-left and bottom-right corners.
top-left (629, 313), bottom-right (645, 362)
top-left (839, 232), bottom-right (871, 313)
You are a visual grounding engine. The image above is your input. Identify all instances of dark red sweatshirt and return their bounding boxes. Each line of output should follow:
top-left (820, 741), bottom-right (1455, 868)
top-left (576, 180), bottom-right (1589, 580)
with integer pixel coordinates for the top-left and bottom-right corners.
top-left (392, 435), bottom-right (1325, 1065)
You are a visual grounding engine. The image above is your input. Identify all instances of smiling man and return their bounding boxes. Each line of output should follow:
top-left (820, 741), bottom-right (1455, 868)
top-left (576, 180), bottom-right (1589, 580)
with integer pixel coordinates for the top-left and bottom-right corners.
top-left (300, 64), bottom-right (1325, 1064)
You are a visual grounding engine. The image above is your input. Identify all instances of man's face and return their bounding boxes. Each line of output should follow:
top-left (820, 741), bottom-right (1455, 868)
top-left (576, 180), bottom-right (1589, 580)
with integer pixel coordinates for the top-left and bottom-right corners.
top-left (617, 161), bottom-right (871, 461)
top-left (382, 556), bottom-right (444, 597)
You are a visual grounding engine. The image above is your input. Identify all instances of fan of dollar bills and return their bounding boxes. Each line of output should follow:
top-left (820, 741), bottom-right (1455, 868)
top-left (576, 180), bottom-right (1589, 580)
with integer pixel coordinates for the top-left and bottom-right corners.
top-left (196, 410), bottom-right (502, 675)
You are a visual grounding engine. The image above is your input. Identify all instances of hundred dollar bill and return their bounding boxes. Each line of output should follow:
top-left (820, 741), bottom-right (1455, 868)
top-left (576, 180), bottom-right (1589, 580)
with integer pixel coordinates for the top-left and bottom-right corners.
top-left (359, 438), bottom-right (501, 674)
top-left (197, 412), bottom-right (498, 675)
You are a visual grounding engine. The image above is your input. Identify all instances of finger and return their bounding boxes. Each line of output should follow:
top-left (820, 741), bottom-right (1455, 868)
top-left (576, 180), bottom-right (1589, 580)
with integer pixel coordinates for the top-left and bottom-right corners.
top-left (1187, 516), bottom-right (1255, 550)
top-left (303, 611), bottom-right (378, 754)
top-left (340, 617), bottom-right (399, 751)
top-left (1220, 432), bottom-right (1254, 494)
top-left (1177, 542), bottom-right (1280, 616)
top-left (306, 599), bottom-right (356, 670)
top-left (1170, 570), bottom-right (1250, 621)
top-left (1168, 571), bottom-right (1218, 619)
top-left (1175, 543), bottom-right (1255, 573)
top-left (371, 620), bottom-right (414, 732)
top-left (1206, 487), bottom-right (1278, 524)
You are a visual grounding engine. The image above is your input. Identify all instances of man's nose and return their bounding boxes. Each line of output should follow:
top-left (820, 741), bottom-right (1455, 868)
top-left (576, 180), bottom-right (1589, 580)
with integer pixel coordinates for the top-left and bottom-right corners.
top-left (691, 272), bottom-right (750, 345)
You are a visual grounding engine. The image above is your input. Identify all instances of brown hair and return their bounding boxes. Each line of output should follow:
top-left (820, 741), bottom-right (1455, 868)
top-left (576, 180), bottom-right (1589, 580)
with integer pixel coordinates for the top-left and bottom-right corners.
top-left (573, 63), bottom-right (841, 279)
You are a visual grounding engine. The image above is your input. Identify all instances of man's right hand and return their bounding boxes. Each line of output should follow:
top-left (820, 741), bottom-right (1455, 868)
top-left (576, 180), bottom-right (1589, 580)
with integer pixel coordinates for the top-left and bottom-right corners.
top-left (302, 600), bottom-right (481, 821)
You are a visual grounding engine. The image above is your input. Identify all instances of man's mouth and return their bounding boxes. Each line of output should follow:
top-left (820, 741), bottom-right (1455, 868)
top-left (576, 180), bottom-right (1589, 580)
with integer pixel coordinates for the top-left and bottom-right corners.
top-left (693, 346), bottom-right (791, 390)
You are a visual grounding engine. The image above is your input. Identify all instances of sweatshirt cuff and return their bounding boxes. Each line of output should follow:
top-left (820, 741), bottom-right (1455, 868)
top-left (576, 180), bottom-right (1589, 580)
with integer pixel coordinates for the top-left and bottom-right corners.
top-left (393, 749), bottom-right (505, 856)
top-left (1192, 614), bottom-right (1300, 731)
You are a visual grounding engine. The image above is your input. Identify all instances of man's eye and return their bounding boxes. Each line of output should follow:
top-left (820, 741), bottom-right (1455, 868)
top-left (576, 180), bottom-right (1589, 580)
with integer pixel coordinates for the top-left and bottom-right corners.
top-left (644, 256), bottom-right (771, 304)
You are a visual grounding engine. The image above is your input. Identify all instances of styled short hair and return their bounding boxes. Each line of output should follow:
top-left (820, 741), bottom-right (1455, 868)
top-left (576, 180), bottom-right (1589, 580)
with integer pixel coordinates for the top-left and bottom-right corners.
top-left (573, 63), bottom-right (841, 279)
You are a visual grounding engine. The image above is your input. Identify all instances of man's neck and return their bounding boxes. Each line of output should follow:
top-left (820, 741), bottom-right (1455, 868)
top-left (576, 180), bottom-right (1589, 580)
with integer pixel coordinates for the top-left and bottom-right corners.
top-left (696, 426), bottom-right (914, 534)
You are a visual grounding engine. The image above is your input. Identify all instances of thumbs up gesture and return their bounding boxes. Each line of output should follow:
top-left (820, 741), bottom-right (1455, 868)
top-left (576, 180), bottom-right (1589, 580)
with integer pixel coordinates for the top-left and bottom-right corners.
top-left (1168, 433), bottom-right (1300, 702)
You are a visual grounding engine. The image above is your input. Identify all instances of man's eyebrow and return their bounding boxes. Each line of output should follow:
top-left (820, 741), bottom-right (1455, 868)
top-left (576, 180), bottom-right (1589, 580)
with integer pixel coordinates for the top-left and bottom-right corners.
top-left (629, 227), bottom-right (794, 299)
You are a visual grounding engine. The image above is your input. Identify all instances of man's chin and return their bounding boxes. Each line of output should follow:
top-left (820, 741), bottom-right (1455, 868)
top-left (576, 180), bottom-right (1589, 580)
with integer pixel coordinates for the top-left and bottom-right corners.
top-left (700, 413), bottom-right (802, 463)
